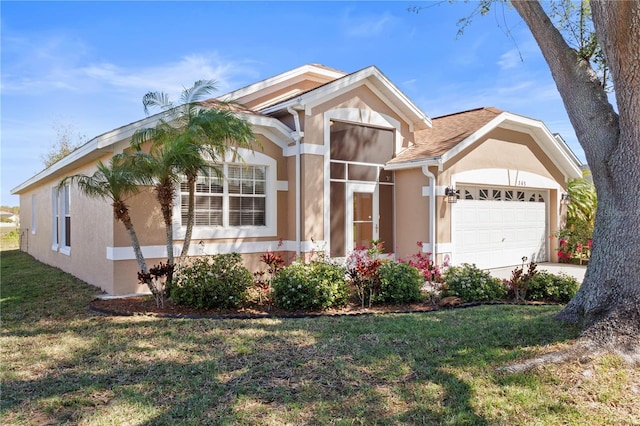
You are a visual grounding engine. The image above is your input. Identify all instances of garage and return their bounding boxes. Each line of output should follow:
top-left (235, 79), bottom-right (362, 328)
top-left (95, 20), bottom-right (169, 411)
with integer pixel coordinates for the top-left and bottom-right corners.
top-left (454, 186), bottom-right (548, 270)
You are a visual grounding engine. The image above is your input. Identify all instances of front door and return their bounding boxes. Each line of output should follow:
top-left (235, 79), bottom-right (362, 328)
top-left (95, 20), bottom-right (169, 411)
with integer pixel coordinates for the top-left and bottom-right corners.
top-left (347, 183), bottom-right (378, 252)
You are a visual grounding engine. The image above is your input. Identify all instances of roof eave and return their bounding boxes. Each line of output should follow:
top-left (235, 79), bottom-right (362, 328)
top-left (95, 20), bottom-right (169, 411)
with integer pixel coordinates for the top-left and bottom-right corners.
top-left (260, 66), bottom-right (432, 131)
top-left (385, 158), bottom-right (442, 171)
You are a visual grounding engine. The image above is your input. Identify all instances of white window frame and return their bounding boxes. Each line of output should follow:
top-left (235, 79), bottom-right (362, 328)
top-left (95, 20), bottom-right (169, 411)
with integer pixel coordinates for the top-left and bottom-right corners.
top-left (60, 184), bottom-right (71, 255)
top-left (51, 185), bottom-right (71, 255)
top-left (172, 149), bottom-right (277, 240)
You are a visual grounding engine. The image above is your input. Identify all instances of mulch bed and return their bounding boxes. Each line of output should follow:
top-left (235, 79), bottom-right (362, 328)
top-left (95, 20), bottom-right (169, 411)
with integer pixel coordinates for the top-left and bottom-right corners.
top-left (89, 295), bottom-right (555, 320)
top-left (89, 296), bottom-right (443, 320)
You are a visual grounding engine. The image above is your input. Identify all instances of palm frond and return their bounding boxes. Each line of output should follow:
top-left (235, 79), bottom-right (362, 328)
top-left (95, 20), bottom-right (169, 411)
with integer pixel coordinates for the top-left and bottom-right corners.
top-left (143, 91), bottom-right (173, 115)
top-left (181, 80), bottom-right (218, 105)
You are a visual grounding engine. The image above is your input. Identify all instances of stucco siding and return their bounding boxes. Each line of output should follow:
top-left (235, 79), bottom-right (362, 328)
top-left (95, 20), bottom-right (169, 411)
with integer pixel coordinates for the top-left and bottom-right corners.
top-left (18, 160), bottom-right (116, 293)
top-left (300, 154), bottom-right (324, 242)
top-left (394, 169), bottom-right (430, 258)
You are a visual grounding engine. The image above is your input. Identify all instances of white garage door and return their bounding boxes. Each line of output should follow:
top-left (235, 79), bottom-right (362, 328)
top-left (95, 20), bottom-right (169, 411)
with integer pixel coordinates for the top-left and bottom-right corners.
top-left (454, 187), bottom-right (548, 269)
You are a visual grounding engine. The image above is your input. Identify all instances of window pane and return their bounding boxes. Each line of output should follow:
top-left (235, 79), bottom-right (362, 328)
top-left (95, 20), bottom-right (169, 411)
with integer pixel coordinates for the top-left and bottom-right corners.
top-left (183, 164), bottom-right (268, 228)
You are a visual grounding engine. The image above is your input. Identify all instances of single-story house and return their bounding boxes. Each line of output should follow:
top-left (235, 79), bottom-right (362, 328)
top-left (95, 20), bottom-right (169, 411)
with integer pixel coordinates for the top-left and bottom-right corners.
top-left (0, 211), bottom-right (19, 227)
top-left (12, 64), bottom-right (583, 295)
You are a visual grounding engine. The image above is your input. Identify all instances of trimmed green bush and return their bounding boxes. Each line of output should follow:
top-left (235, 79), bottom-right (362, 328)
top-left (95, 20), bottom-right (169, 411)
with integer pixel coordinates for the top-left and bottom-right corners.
top-left (526, 271), bottom-right (579, 303)
top-left (171, 253), bottom-right (252, 309)
top-left (375, 262), bottom-right (424, 304)
top-left (443, 263), bottom-right (507, 302)
top-left (272, 261), bottom-right (349, 310)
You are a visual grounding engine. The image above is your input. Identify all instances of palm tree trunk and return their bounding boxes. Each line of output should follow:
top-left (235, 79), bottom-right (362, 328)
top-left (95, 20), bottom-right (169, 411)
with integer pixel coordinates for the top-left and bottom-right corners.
top-left (113, 201), bottom-right (163, 304)
top-left (156, 183), bottom-right (175, 268)
top-left (179, 174), bottom-right (197, 262)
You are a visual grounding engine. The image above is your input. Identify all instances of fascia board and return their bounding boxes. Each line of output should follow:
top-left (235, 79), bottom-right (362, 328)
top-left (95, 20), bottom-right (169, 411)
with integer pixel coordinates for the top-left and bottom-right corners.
top-left (10, 109), bottom-right (281, 195)
top-left (218, 64), bottom-right (346, 102)
top-left (260, 67), bottom-right (431, 130)
top-left (440, 112), bottom-right (583, 180)
top-left (384, 159), bottom-right (442, 171)
top-left (498, 113), bottom-right (583, 179)
top-left (244, 114), bottom-right (295, 150)
top-left (11, 112), bottom-right (169, 195)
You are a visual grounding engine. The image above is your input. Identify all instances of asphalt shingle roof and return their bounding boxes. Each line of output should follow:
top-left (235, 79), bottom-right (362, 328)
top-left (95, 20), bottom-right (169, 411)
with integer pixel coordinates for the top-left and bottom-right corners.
top-left (390, 106), bottom-right (503, 164)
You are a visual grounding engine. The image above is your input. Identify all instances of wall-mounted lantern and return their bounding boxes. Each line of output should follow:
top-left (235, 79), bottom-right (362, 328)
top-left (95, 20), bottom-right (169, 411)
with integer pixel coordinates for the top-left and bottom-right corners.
top-left (445, 186), bottom-right (459, 203)
top-left (561, 193), bottom-right (571, 205)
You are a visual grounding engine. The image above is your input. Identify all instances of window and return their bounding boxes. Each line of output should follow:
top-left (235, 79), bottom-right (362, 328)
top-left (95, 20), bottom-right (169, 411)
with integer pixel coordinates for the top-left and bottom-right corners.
top-left (52, 185), bottom-right (71, 254)
top-left (181, 164), bottom-right (267, 228)
top-left (61, 184), bottom-right (71, 250)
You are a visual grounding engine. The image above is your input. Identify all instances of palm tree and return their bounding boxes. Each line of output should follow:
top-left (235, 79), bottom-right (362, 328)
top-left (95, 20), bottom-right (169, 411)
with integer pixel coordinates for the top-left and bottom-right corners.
top-left (58, 155), bottom-right (165, 305)
top-left (567, 171), bottom-right (597, 231)
top-left (131, 80), bottom-right (256, 265)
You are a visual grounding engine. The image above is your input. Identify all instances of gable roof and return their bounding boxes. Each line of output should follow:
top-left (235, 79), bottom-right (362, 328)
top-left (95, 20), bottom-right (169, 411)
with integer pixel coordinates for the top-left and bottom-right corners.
top-left (386, 106), bottom-right (583, 179)
top-left (260, 65), bottom-right (432, 131)
top-left (11, 105), bottom-right (294, 196)
top-left (219, 64), bottom-right (347, 109)
top-left (392, 107), bottom-right (503, 162)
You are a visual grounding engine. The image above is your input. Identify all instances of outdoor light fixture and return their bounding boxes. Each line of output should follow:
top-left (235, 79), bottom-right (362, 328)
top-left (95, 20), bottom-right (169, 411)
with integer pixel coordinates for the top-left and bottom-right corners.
top-left (561, 193), bottom-right (571, 205)
top-left (445, 186), bottom-right (459, 203)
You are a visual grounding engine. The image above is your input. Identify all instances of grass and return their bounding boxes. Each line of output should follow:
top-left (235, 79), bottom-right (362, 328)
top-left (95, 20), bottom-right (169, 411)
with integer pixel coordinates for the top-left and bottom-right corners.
top-left (1, 250), bottom-right (639, 425)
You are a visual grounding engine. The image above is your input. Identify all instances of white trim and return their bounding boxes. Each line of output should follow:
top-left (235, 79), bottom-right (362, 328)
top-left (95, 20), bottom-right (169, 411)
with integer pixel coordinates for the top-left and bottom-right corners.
top-left (421, 166), bottom-right (437, 261)
top-left (261, 66), bottom-right (431, 132)
top-left (324, 108), bottom-right (403, 252)
top-left (11, 109), bottom-right (293, 196)
top-left (60, 183), bottom-right (71, 252)
top-left (219, 64), bottom-right (346, 104)
top-left (441, 112), bottom-right (582, 180)
top-left (434, 243), bottom-right (454, 253)
top-left (346, 182), bottom-right (378, 254)
top-left (284, 142), bottom-right (326, 157)
top-left (106, 239), bottom-right (323, 260)
top-left (277, 180), bottom-right (289, 191)
top-left (451, 168), bottom-right (561, 190)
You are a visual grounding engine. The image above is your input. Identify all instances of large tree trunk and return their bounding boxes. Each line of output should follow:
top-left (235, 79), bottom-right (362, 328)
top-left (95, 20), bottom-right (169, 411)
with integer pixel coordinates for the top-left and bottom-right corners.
top-left (512, 0), bottom-right (640, 358)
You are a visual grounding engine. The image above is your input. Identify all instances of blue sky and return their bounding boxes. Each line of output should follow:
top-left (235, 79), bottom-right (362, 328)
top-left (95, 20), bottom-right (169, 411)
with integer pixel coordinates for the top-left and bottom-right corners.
top-left (1, 1), bottom-right (585, 207)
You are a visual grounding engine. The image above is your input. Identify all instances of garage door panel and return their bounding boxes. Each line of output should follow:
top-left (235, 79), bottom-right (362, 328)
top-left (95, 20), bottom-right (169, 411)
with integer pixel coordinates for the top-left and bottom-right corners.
top-left (454, 188), bottom-right (548, 269)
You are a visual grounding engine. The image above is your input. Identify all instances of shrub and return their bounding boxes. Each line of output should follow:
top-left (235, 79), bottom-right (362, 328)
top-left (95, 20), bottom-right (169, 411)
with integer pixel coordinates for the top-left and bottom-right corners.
top-left (399, 242), bottom-right (443, 283)
top-left (443, 264), bottom-right (507, 302)
top-left (346, 248), bottom-right (384, 308)
top-left (526, 271), bottom-right (579, 303)
top-left (376, 262), bottom-right (424, 304)
top-left (506, 258), bottom-right (538, 302)
top-left (272, 261), bottom-right (349, 311)
top-left (171, 253), bottom-right (253, 309)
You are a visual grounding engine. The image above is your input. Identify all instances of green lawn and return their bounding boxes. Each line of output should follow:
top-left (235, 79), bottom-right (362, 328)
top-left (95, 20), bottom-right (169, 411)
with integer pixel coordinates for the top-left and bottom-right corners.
top-left (1, 250), bottom-right (638, 425)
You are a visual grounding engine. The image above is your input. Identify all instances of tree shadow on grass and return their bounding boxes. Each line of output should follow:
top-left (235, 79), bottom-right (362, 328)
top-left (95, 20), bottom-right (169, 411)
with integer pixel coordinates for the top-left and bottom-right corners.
top-left (2, 305), bottom-right (580, 424)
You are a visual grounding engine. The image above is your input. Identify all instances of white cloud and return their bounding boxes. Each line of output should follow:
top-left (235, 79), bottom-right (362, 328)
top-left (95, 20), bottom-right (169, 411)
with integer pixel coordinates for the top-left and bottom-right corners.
top-left (1, 31), bottom-right (258, 99)
top-left (342, 10), bottom-right (396, 37)
top-left (498, 48), bottom-right (523, 69)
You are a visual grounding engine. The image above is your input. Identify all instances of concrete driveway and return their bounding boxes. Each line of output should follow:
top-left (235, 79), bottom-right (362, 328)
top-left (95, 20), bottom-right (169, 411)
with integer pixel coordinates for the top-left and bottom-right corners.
top-left (488, 262), bottom-right (587, 283)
